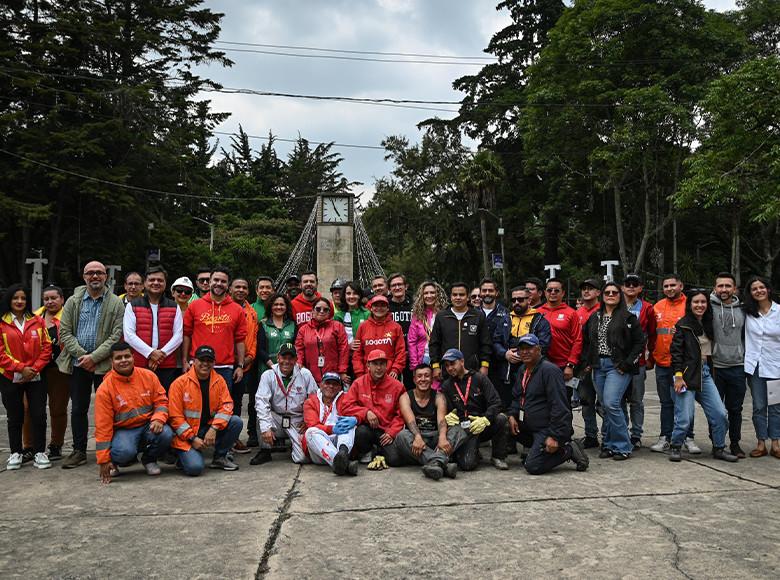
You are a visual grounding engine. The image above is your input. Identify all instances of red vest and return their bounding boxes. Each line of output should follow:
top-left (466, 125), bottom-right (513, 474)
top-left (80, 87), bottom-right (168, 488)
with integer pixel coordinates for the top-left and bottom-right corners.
top-left (130, 297), bottom-right (178, 368)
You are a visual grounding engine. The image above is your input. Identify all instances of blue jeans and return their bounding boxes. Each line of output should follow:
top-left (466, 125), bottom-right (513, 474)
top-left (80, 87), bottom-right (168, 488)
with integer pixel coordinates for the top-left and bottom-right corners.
top-left (656, 365), bottom-right (694, 440)
top-left (593, 358), bottom-right (633, 454)
top-left (671, 363), bottom-right (727, 448)
top-left (110, 423), bottom-right (174, 465)
top-left (624, 366), bottom-right (646, 440)
top-left (749, 367), bottom-right (780, 440)
top-left (713, 365), bottom-right (747, 444)
top-left (176, 415), bottom-right (243, 476)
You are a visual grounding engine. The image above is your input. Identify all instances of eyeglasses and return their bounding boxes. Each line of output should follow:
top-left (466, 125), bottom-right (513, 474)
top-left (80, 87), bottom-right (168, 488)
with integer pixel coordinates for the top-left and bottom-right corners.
top-left (84, 271), bottom-right (106, 278)
top-left (511, 297), bottom-right (528, 303)
top-left (390, 283), bottom-right (405, 288)
top-left (545, 288), bottom-right (562, 294)
top-left (313, 306), bottom-right (329, 313)
top-left (173, 288), bottom-right (193, 296)
top-left (197, 277), bottom-right (210, 283)
top-left (603, 290), bottom-right (621, 297)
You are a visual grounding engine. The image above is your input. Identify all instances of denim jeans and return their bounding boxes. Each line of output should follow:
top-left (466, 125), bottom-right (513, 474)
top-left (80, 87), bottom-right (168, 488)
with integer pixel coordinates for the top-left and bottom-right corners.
top-left (622, 366), bottom-right (646, 440)
top-left (592, 358), bottom-right (633, 454)
top-left (176, 415), bottom-right (243, 476)
top-left (749, 367), bottom-right (780, 440)
top-left (579, 373), bottom-right (599, 439)
top-left (713, 365), bottom-right (747, 444)
top-left (110, 423), bottom-right (174, 465)
top-left (670, 363), bottom-right (727, 448)
top-left (656, 365), bottom-right (694, 440)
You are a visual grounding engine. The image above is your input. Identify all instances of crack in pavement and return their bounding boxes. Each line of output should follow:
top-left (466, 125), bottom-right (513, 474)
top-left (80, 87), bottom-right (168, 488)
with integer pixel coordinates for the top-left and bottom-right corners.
top-left (255, 464), bottom-right (302, 579)
top-left (0, 508), bottom-right (282, 522)
top-left (288, 486), bottom-right (769, 517)
top-left (681, 456), bottom-right (779, 489)
top-left (607, 497), bottom-right (693, 580)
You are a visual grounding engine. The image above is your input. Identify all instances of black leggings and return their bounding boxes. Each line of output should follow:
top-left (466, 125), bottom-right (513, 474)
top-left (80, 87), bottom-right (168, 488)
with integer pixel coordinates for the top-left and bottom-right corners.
top-left (1, 376), bottom-right (48, 453)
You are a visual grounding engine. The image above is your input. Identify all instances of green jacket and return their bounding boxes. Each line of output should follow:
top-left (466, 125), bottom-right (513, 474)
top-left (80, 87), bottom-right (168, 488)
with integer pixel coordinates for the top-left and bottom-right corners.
top-left (252, 299), bottom-right (266, 322)
top-left (56, 285), bottom-right (125, 375)
top-left (334, 307), bottom-right (370, 338)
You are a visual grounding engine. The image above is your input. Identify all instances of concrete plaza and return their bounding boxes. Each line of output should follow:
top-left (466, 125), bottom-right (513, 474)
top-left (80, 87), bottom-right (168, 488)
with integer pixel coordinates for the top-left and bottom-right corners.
top-left (0, 373), bottom-right (778, 579)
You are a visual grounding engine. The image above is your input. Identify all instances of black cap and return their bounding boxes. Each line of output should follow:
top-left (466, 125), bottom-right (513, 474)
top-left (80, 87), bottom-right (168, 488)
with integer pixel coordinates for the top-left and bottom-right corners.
top-left (623, 273), bottom-right (642, 285)
top-left (194, 345), bottom-right (216, 361)
top-left (286, 275), bottom-right (300, 284)
top-left (278, 342), bottom-right (297, 358)
top-left (579, 278), bottom-right (602, 290)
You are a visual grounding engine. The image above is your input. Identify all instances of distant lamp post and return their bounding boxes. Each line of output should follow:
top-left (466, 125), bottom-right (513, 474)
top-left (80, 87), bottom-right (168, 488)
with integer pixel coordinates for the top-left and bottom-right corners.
top-left (193, 217), bottom-right (215, 253)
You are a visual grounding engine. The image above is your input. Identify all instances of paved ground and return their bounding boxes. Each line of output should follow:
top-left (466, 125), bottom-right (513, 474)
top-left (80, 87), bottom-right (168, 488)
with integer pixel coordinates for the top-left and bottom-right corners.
top-left (0, 372), bottom-right (778, 579)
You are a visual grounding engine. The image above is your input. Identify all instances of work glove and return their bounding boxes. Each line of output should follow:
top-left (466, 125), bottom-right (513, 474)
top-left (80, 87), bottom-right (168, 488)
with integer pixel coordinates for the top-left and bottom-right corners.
top-left (332, 416), bottom-right (357, 435)
top-left (469, 416), bottom-right (491, 435)
top-left (367, 455), bottom-right (388, 470)
top-left (445, 410), bottom-right (460, 427)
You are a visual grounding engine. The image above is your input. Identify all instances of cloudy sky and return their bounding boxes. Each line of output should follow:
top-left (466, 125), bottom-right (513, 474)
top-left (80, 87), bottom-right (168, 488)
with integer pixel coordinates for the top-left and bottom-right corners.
top-left (198, 0), bottom-right (738, 201)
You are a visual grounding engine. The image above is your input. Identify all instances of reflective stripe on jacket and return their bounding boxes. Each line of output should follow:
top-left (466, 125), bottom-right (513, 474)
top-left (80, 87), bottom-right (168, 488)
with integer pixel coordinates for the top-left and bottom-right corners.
top-left (168, 367), bottom-right (233, 452)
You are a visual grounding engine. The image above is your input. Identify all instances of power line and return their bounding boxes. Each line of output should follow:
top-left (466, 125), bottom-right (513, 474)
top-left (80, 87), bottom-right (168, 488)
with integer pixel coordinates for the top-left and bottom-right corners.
top-left (214, 40), bottom-right (495, 61)
top-left (215, 46), bottom-right (486, 66)
top-left (212, 131), bottom-right (386, 151)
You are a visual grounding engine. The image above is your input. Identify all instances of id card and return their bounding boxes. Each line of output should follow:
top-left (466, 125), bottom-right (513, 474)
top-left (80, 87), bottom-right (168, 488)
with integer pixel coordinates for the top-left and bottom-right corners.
top-left (565, 376), bottom-right (580, 389)
top-left (460, 420), bottom-right (471, 430)
top-left (317, 356), bottom-right (325, 368)
top-left (281, 415), bottom-right (291, 429)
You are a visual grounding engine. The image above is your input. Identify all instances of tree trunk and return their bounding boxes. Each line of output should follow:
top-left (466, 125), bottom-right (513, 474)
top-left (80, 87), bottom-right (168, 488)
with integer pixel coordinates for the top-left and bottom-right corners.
top-left (480, 210), bottom-right (490, 277)
top-left (731, 211), bottom-right (741, 287)
top-left (613, 183), bottom-right (629, 270)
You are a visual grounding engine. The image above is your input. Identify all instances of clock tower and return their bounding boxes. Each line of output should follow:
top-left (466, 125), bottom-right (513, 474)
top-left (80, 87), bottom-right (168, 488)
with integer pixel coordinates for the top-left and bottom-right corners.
top-left (316, 194), bottom-right (354, 286)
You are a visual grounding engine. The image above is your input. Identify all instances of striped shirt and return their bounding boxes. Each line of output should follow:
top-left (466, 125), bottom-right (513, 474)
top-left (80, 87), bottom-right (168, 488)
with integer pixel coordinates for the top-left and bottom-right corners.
top-left (75, 293), bottom-right (103, 355)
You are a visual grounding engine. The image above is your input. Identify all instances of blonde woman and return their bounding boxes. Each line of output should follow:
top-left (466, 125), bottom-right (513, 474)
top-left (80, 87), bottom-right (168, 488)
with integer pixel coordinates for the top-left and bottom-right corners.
top-left (408, 281), bottom-right (448, 387)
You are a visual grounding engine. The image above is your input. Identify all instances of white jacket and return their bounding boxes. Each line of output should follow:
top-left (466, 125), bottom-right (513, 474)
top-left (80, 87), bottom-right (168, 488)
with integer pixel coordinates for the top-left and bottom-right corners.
top-left (255, 364), bottom-right (318, 432)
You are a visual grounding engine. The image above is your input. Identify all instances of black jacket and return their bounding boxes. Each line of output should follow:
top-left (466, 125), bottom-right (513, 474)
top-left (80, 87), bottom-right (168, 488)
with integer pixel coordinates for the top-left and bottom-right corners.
top-left (440, 371), bottom-right (502, 423)
top-left (429, 307), bottom-right (492, 372)
top-left (670, 315), bottom-right (711, 392)
top-left (581, 308), bottom-right (645, 374)
top-left (509, 359), bottom-right (573, 443)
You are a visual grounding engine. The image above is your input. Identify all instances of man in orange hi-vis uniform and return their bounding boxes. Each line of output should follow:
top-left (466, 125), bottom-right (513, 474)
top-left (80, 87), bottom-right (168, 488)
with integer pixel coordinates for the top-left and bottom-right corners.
top-left (94, 341), bottom-right (173, 484)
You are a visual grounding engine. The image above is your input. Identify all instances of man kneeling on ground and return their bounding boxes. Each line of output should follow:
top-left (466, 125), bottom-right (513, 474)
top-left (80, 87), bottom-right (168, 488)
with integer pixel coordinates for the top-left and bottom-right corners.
top-left (303, 372), bottom-right (359, 476)
top-left (168, 345), bottom-right (243, 475)
top-left (508, 334), bottom-right (589, 475)
top-left (252, 343), bottom-right (318, 465)
top-left (341, 349), bottom-right (405, 469)
top-left (395, 363), bottom-right (468, 480)
top-left (95, 342), bottom-right (173, 484)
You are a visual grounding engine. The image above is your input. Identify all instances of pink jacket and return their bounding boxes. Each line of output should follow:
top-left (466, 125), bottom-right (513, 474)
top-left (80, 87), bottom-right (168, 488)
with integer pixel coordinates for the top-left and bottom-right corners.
top-left (407, 309), bottom-right (441, 390)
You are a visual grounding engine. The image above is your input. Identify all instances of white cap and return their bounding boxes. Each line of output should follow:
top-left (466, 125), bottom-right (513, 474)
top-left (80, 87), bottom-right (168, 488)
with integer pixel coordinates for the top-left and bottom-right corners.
top-left (171, 276), bottom-right (194, 291)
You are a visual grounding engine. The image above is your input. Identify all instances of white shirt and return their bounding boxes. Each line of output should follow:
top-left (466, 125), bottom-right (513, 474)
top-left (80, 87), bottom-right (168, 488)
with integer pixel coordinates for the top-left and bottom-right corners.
top-left (123, 301), bottom-right (183, 359)
top-left (453, 309), bottom-right (468, 321)
top-left (744, 301), bottom-right (780, 379)
top-left (482, 306), bottom-right (494, 318)
top-left (13, 317), bottom-right (25, 333)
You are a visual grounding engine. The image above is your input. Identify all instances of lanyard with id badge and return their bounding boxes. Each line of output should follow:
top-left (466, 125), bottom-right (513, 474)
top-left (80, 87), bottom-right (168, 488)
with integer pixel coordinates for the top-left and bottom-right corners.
top-left (454, 376), bottom-right (473, 430)
top-left (518, 368), bottom-right (534, 420)
top-left (274, 373), bottom-right (295, 428)
top-left (316, 332), bottom-right (326, 369)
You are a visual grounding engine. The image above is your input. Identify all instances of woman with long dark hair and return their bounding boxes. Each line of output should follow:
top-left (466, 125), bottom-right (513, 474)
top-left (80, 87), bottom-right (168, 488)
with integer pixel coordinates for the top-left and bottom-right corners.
top-left (334, 281), bottom-right (370, 350)
top-left (0, 284), bottom-right (53, 470)
top-left (295, 297), bottom-right (349, 384)
top-left (742, 275), bottom-right (780, 458)
top-left (581, 281), bottom-right (644, 460)
top-left (669, 289), bottom-right (737, 462)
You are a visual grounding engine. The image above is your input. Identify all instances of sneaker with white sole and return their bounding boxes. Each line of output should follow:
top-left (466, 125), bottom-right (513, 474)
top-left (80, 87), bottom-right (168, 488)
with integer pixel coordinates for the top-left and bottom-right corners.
top-left (683, 437), bottom-right (702, 455)
top-left (7, 452), bottom-right (23, 470)
top-left (649, 437), bottom-right (670, 453)
top-left (144, 462), bottom-right (162, 476)
top-left (33, 452), bottom-right (52, 469)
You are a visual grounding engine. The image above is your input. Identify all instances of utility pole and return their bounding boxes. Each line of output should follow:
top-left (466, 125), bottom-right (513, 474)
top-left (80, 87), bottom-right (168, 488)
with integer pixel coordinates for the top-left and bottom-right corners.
top-left (106, 265), bottom-right (122, 294)
top-left (498, 218), bottom-right (507, 299)
top-left (193, 217), bottom-right (214, 252)
top-left (601, 260), bottom-right (620, 283)
top-left (544, 264), bottom-right (561, 280)
top-left (26, 255), bottom-right (48, 311)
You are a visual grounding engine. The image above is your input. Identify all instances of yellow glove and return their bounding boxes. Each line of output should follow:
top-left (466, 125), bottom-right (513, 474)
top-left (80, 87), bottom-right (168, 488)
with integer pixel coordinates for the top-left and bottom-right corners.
top-left (469, 416), bottom-right (490, 435)
top-left (367, 455), bottom-right (388, 470)
top-left (445, 410), bottom-right (460, 427)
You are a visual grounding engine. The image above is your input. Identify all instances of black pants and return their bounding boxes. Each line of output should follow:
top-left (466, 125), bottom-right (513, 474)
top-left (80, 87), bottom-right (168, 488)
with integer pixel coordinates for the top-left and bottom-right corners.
top-left (489, 367), bottom-right (512, 412)
top-left (244, 366), bottom-right (259, 439)
top-left (454, 413), bottom-right (509, 471)
top-left (353, 424), bottom-right (402, 465)
top-left (712, 366), bottom-right (747, 444)
top-left (155, 367), bottom-right (179, 393)
top-left (229, 370), bottom-right (245, 418)
top-left (1, 376), bottom-right (48, 454)
top-left (515, 426), bottom-right (572, 475)
top-left (70, 366), bottom-right (104, 452)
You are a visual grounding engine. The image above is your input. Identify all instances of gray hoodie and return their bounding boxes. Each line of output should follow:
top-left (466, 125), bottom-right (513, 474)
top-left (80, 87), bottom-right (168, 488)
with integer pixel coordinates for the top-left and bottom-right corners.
top-left (709, 292), bottom-right (745, 368)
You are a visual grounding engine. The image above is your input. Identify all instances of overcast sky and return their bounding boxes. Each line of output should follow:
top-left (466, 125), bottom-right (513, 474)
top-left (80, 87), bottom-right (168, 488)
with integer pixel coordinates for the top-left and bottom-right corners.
top-left (198, 0), bottom-right (738, 202)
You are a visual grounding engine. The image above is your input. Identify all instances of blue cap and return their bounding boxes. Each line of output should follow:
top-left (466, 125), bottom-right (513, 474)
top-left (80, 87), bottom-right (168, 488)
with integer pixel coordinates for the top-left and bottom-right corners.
top-left (517, 334), bottom-right (540, 347)
top-left (321, 372), bottom-right (342, 384)
top-left (441, 348), bottom-right (464, 362)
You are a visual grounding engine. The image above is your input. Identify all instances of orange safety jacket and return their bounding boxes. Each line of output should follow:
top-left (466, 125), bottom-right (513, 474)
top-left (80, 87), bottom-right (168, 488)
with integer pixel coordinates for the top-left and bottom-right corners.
top-left (94, 368), bottom-right (170, 464)
top-left (652, 294), bottom-right (687, 367)
top-left (168, 367), bottom-right (233, 452)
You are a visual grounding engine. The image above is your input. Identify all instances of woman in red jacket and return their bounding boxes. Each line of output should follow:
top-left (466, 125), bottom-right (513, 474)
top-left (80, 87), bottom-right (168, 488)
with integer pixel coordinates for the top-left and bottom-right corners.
top-left (295, 297), bottom-right (349, 385)
top-left (0, 284), bottom-right (53, 470)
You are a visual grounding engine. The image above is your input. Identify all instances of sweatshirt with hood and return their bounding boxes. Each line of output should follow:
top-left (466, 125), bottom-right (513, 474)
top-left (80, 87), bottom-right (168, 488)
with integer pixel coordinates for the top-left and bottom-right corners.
top-left (183, 293), bottom-right (247, 366)
top-left (709, 292), bottom-right (745, 368)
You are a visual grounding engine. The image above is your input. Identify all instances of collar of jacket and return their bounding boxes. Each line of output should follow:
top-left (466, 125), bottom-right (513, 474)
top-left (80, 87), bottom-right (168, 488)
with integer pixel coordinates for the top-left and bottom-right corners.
top-left (1, 312), bottom-right (35, 324)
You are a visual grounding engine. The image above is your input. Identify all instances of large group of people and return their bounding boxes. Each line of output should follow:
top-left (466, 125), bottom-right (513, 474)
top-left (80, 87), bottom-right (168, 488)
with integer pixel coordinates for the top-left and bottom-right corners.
top-left (1, 261), bottom-right (779, 483)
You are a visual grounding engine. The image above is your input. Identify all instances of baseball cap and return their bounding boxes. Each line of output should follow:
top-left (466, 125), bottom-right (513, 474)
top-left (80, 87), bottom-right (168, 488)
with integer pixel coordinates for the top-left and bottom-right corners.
top-left (579, 278), bottom-right (602, 290)
top-left (367, 349), bottom-right (388, 362)
top-left (623, 273), bottom-right (642, 285)
top-left (441, 348), bottom-right (464, 362)
top-left (367, 294), bottom-right (389, 308)
top-left (321, 371), bottom-right (342, 384)
top-left (286, 275), bottom-right (300, 284)
top-left (278, 343), bottom-right (297, 358)
top-left (516, 334), bottom-right (540, 348)
top-left (194, 345), bottom-right (216, 361)
top-left (171, 276), bottom-right (194, 291)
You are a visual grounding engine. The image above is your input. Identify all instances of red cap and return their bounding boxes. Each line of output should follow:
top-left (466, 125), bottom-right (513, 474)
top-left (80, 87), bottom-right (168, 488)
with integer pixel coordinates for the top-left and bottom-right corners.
top-left (367, 294), bottom-right (389, 308)
top-left (367, 349), bottom-right (388, 362)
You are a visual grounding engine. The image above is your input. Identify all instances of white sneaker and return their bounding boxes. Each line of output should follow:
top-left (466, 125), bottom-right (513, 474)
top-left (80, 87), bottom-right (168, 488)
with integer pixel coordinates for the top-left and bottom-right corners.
top-left (684, 438), bottom-right (702, 455)
top-left (650, 437), bottom-right (670, 453)
top-left (7, 452), bottom-right (23, 470)
top-left (34, 452), bottom-right (52, 469)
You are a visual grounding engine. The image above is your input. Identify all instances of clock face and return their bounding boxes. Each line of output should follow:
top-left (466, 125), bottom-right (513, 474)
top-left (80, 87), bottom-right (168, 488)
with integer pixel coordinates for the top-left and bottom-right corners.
top-left (322, 196), bottom-right (350, 223)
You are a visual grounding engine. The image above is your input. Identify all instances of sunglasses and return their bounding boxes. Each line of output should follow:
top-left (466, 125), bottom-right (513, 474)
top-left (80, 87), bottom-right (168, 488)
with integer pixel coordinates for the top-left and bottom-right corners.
top-left (197, 277), bottom-right (210, 283)
top-left (470, 295), bottom-right (480, 300)
top-left (545, 288), bottom-right (562, 294)
top-left (511, 297), bottom-right (528, 303)
top-left (313, 306), bottom-right (329, 313)
top-left (603, 290), bottom-right (621, 297)
top-left (173, 288), bottom-right (193, 295)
